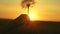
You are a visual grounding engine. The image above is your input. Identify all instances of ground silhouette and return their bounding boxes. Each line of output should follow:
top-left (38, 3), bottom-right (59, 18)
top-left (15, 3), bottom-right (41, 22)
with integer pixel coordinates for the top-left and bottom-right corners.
top-left (0, 14), bottom-right (60, 34)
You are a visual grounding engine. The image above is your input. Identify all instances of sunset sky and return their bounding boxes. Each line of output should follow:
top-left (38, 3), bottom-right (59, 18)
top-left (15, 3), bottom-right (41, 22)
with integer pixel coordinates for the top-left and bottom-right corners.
top-left (0, 0), bottom-right (60, 21)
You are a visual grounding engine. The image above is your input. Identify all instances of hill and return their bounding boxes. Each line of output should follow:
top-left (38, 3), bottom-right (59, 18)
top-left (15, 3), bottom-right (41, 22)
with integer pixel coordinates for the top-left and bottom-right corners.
top-left (0, 14), bottom-right (60, 34)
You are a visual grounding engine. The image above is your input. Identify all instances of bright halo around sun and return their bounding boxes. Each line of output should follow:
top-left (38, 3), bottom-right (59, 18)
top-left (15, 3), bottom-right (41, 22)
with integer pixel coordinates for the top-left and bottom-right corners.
top-left (28, 14), bottom-right (35, 20)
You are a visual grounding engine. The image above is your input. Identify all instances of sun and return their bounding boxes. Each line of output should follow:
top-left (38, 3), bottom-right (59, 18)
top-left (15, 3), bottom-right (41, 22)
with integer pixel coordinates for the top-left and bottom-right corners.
top-left (28, 14), bottom-right (35, 20)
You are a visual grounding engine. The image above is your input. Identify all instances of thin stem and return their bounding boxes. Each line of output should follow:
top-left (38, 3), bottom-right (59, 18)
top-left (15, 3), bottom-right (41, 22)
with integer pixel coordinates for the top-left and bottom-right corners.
top-left (28, 6), bottom-right (29, 14)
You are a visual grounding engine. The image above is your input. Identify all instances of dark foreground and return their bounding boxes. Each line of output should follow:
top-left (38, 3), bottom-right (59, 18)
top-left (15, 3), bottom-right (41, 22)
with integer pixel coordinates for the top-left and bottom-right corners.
top-left (0, 14), bottom-right (60, 34)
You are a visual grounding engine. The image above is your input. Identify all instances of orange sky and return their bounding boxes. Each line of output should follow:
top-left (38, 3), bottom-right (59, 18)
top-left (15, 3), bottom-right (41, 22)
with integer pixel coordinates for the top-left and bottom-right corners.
top-left (0, 0), bottom-right (60, 21)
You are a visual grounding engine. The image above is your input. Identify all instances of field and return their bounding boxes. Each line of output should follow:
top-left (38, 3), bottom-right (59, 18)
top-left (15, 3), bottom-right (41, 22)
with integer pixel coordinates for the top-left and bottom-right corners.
top-left (0, 14), bottom-right (60, 34)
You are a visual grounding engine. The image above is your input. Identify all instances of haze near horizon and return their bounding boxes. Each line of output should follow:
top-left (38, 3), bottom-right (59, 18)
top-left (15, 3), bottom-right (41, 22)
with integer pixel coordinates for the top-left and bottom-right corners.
top-left (0, 0), bottom-right (60, 21)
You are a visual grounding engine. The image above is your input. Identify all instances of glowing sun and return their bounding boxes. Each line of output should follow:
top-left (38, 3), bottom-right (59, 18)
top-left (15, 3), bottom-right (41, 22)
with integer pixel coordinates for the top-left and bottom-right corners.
top-left (28, 14), bottom-right (35, 20)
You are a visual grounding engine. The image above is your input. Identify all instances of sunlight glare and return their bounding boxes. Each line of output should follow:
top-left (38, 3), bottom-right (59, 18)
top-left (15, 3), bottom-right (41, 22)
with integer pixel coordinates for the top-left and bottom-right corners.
top-left (29, 14), bottom-right (35, 20)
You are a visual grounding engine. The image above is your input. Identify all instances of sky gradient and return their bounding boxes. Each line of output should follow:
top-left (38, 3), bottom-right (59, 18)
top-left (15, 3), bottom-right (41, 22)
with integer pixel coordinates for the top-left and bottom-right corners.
top-left (0, 0), bottom-right (60, 21)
